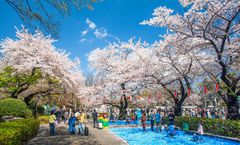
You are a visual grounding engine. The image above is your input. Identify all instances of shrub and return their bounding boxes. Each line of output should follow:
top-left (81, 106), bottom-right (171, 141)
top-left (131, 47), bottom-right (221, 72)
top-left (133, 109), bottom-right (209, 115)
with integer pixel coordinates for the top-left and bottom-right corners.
top-left (174, 116), bottom-right (240, 139)
top-left (0, 127), bottom-right (21, 145)
top-left (37, 115), bottom-right (49, 124)
top-left (0, 98), bottom-right (32, 118)
top-left (0, 118), bottom-right (40, 145)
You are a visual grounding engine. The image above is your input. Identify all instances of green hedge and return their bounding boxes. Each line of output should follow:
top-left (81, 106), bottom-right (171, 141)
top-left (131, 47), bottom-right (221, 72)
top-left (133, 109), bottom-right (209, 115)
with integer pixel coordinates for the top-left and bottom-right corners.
top-left (0, 118), bottom-right (40, 145)
top-left (0, 98), bottom-right (32, 118)
top-left (174, 116), bottom-right (240, 139)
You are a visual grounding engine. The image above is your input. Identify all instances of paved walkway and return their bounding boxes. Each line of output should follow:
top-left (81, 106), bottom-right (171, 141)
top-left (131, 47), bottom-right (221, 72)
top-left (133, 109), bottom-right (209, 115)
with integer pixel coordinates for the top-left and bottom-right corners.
top-left (27, 122), bottom-right (128, 145)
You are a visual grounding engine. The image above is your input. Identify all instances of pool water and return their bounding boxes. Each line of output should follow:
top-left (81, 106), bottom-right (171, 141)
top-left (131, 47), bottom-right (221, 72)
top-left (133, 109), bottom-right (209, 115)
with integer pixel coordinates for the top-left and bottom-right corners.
top-left (109, 120), bottom-right (151, 126)
top-left (110, 127), bottom-right (240, 145)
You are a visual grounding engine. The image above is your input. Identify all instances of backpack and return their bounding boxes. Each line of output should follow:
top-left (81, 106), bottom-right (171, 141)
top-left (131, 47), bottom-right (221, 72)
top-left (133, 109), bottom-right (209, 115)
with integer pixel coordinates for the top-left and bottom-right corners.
top-left (84, 127), bottom-right (89, 136)
top-left (49, 115), bottom-right (55, 123)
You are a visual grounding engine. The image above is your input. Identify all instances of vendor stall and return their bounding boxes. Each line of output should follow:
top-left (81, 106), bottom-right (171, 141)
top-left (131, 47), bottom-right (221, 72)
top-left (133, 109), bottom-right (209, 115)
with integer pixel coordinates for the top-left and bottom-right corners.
top-left (97, 105), bottom-right (109, 129)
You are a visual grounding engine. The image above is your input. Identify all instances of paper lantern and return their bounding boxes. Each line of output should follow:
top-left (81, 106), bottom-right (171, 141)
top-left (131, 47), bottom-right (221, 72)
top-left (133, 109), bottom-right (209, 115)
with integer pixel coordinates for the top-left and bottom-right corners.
top-left (174, 90), bottom-right (177, 97)
top-left (188, 88), bottom-right (191, 97)
top-left (215, 82), bottom-right (219, 92)
top-left (204, 85), bottom-right (208, 94)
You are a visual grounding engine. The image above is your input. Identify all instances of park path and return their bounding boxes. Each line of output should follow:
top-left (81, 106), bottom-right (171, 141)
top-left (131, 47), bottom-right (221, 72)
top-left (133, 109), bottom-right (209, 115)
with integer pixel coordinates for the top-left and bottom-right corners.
top-left (27, 122), bottom-right (128, 145)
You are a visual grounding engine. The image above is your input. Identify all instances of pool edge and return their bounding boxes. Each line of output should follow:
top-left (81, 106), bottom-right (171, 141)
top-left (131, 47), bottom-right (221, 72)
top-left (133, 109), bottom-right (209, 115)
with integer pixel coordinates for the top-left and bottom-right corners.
top-left (109, 129), bottom-right (129, 145)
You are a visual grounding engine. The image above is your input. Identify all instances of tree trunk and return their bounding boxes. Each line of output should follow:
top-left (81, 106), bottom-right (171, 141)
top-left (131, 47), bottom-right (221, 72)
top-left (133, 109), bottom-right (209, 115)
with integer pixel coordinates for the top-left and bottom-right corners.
top-left (118, 106), bottom-right (127, 120)
top-left (117, 83), bottom-right (128, 120)
top-left (174, 103), bottom-right (182, 116)
top-left (24, 96), bottom-right (32, 106)
top-left (118, 95), bottom-right (128, 120)
top-left (33, 95), bottom-right (40, 118)
top-left (10, 92), bottom-right (18, 99)
top-left (226, 95), bottom-right (240, 120)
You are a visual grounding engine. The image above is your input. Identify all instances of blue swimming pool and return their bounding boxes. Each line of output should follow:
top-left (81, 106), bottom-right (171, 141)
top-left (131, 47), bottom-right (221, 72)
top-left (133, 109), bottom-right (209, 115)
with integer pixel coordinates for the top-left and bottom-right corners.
top-left (110, 127), bottom-right (240, 145)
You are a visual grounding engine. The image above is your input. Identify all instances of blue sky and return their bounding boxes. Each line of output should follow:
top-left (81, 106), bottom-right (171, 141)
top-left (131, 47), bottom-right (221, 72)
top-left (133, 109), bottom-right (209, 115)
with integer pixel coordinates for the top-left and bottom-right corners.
top-left (0, 0), bottom-right (183, 74)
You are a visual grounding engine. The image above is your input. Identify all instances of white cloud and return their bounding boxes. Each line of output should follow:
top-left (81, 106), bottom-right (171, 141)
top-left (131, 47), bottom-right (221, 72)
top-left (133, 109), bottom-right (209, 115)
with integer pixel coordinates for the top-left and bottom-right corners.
top-left (80, 38), bottom-right (86, 42)
top-left (82, 29), bottom-right (88, 36)
top-left (82, 18), bottom-right (119, 42)
top-left (86, 18), bottom-right (96, 29)
top-left (94, 28), bottom-right (108, 39)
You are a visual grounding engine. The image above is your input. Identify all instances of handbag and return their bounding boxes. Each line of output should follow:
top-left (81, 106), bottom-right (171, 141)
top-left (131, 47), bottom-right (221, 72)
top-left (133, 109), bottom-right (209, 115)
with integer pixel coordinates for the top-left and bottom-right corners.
top-left (54, 121), bottom-right (58, 126)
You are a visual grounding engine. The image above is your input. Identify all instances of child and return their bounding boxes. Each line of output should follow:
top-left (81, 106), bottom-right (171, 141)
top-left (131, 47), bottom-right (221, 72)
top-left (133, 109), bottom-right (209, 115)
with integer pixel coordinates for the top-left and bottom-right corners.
top-left (126, 117), bottom-right (130, 123)
top-left (168, 124), bottom-right (175, 137)
top-left (160, 118), bottom-right (166, 132)
top-left (49, 111), bottom-right (56, 136)
top-left (197, 122), bottom-right (204, 135)
top-left (193, 121), bottom-right (204, 142)
top-left (68, 113), bottom-right (77, 135)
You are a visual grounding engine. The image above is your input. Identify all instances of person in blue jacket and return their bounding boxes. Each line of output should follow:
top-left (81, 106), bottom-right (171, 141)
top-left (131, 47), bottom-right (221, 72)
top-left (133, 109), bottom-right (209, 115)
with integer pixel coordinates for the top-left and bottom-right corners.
top-left (168, 110), bottom-right (175, 137)
top-left (68, 113), bottom-right (77, 135)
top-left (150, 110), bottom-right (155, 131)
top-left (155, 110), bottom-right (161, 132)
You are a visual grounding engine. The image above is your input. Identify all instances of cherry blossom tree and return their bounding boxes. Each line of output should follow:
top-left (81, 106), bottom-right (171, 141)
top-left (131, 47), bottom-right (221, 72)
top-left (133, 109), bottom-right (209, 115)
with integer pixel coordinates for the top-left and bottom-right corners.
top-left (141, 0), bottom-right (240, 119)
top-left (88, 36), bottom-right (204, 116)
top-left (0, 26), bottom-right (84, 105)
top-left (88, 33), bottom-right (211, 116)
top-left (124, 34), bottom-right (208, 116)
top-left (88, 39), bottom-right (151, 119)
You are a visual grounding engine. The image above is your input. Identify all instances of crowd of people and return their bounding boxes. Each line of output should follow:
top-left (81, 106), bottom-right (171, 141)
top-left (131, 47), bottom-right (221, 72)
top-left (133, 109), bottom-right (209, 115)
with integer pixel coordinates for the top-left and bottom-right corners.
top-left (48, 107), bottom-right (89, 136)
top-left (139, 109), bottom-right (176, 136)
top-left (48, 106), bottom-right (205, 142)
top-left (109, 108), bottom-right (176, 133)
top-left (109, 108), bottom-right (204, 141)
top-left (184, 108), bottom-right (226, 119)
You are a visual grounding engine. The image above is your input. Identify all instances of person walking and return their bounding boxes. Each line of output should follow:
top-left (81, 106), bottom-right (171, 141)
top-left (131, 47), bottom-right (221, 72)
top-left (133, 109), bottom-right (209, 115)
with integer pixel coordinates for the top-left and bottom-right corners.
top-left (168, 110), bottom-right (175, 137)
top-left (68, 113), bottom-right (77, 135)
top-left (141, 110), bottom-right (147, 131)
top-left (150, 110), bottom-right (155, 131)
top-left (221, 109), bottom-right (226, 119)
top-left (206, 109), bottom-right (209, 118)
top-left (49, 111), bottom-right (56, 136)
top-left (215, 111), bottom-right (220, 119)
top-left (211, 109), bottom-right (215, 118)
top-left (135, 110), bottom-right (138, 121)
top-left (92, 109), bottom-right (98, 128)
top-left (155, 110), bottom-right (161, 132)
top-left (68, 108), bottom-right (72, 118)
top-left (63, 109), bottom-right (69, 124)
top-left (201, 109), bottom-right (206, 118)
top-left (57, 108), bottom-right (62, 124)
top-left (168, 110), bottom-right (175, 125)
